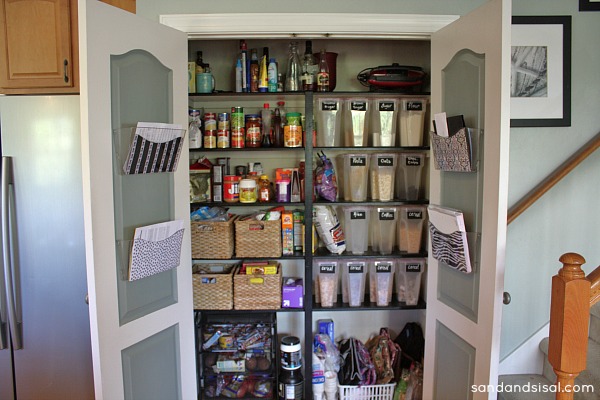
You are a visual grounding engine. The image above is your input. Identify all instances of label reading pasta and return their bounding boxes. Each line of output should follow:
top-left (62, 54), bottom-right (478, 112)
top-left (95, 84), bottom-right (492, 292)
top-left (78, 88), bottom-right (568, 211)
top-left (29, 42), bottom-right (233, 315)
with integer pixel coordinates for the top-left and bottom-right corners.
top-left (379, 101), bottom-right (395, 112)
top-left (406, 263), bottom-right (422, 272)
top-left (321, 101), bottom-right (338, 111)
top-left (348, 263), bottom-right (365, 273)
top-left (406, 156), bottom-right (421, 166)
top-left (351, 101), bottom-right (367, 111)
top-left (379, 211), bottom-right (396, 221)
top-left (407, 211), bottom-right (423, 219)
top-left (350, 211), bottom-right (366, 220)
top-left (350, 156), bottom-right (367, 166)
top-left (377, 157), bottom-right (394, 167)
top-left (319, 264), bottom-right (336, 273)
top-left (376, 262), bottom-right (393, 273)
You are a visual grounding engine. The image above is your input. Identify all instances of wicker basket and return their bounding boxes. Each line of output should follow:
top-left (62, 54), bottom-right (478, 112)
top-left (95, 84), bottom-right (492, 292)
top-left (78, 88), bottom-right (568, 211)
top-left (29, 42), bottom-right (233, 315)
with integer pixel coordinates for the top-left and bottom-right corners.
top-left (338, 383), bottom-right (396, 400)
top-left (191, 216), bottom-right (235, 259)
top-left (192, 263), bottom-right (237, 310)
top-left (233, 264), bottom-right (282, 310)
top-left (234, 218), bottom-right (282, 258)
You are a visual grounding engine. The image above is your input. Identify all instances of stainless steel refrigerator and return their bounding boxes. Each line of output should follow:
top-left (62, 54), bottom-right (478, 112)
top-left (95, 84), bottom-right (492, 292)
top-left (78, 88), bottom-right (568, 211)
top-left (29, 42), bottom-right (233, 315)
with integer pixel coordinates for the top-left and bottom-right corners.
top-left (0, 95), bottom-right (94, 399)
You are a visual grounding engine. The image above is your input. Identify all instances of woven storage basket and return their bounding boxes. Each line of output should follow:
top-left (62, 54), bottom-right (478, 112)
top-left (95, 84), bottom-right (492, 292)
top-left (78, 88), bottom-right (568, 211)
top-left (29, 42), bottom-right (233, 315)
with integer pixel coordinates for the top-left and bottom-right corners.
top-left (234, 218), bottom-right (282, 258)
top-left (234, 264), bottom-right (282, 310)
top-left (192, 263), bottom-right (237, 310)
top-left (191, 216), bottom-right (235, 259)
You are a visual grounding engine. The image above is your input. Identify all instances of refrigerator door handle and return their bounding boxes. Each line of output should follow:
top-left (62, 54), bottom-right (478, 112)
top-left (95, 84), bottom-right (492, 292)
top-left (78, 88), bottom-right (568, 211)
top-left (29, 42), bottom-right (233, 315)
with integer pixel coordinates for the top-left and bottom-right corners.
top-left (2, 156), bottom-right (22, 349)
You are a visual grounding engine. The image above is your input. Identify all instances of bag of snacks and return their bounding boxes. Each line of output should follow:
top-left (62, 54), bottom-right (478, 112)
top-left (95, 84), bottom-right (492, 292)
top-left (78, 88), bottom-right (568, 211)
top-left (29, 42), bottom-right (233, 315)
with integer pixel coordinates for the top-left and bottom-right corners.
top-left (315, 151), bottom-right (338, 201)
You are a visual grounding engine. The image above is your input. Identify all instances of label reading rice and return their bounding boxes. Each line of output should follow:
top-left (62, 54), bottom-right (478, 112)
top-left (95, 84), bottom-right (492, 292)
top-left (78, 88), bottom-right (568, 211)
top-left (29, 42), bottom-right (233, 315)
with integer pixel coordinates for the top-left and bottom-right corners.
top-left (350, 211), bottom-right (366, 220)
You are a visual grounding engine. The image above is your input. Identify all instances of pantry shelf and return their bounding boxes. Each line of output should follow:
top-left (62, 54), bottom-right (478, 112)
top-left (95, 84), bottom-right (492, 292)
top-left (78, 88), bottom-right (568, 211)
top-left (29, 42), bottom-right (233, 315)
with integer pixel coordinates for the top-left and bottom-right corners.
top-left (313, 248), bottom-right (428, 259)
top-left (312, 296), bottom-right (426, 311)
top-left (313, 200), bottom-right (429, 207)
top-left (314, 146), bottom-right (430, 151)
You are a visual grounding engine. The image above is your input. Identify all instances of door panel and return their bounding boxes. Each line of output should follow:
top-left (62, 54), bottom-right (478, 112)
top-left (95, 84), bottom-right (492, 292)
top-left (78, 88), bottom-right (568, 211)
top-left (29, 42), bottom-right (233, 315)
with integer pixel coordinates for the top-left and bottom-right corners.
top-left (425, 0), bottom-right (511, 398)
top-left (78, 1), bottom-right (196, 398)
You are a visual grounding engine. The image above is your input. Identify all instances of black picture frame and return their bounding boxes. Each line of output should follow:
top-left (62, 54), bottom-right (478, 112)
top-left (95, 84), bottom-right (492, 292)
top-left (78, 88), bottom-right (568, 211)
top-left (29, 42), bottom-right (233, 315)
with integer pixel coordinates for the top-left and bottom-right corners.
top-left (580, 0), bottom-right (600, 11)
top-left (510, 16), bottom-right (572, 128)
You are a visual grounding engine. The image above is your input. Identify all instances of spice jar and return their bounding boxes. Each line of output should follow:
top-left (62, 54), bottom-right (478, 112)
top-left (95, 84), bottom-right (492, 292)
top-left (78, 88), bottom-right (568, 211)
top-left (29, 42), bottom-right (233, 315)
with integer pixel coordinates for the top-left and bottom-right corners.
top-left (284, 112), bottom-right (302, 147)
top-left (239, 178), bottom-right (257, 203)
top-left (223, 175), bottom-right (240, 203)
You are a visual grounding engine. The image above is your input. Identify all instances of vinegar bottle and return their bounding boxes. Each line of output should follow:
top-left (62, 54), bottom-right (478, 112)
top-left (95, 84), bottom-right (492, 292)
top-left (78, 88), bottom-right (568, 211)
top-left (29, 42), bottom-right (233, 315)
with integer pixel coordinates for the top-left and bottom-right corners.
top-left (317, 49), bottom-right (330, 92)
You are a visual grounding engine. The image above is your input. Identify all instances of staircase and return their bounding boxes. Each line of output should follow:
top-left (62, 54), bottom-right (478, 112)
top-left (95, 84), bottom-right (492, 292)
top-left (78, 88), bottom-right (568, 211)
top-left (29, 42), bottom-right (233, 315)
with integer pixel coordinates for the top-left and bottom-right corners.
top-left (498, 303), bottom-right (600, 400)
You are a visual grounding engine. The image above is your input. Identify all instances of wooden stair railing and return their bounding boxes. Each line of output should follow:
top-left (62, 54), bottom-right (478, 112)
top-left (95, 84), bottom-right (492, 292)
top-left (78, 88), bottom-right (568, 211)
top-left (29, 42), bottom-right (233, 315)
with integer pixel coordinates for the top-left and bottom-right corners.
top-left (548, 253), bottom-right (600, 400)
top-left (507, 132), bottom-right (600, 225)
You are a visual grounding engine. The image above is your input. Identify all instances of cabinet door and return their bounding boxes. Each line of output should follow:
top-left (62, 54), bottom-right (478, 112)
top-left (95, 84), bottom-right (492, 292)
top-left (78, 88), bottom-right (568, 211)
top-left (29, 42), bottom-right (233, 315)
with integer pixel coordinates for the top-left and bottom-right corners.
top-left (424, 0), bottom-right (511, 399)
top-left (79, 1), bottom-right (196, 399)
top-left (0, 0), bottom-right (78, 93)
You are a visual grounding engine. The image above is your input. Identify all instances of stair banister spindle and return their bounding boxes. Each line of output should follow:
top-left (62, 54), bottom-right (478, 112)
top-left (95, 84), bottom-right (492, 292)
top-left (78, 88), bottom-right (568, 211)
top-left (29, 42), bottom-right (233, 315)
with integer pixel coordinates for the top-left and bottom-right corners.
top-left (548, 253), bottom-right (591, 400)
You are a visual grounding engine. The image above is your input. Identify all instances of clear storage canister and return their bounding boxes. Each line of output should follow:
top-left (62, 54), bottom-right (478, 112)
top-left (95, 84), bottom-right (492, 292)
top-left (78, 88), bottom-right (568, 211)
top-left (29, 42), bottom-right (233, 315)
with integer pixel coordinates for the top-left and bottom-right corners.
top-left (396, 152), bottom-right (425, 201)
top-left (369, 259), bottom-right (395, 306)
top-left (343, 98), bottom-right (369, 147)
top-left (371, 98), bottom-right (398, 147)
top-left (315, 260), bottom-right (339, 308)
top-left (371, 207), bottom-right (397, 255)
top-left (341, 260), bottom-right (367, 307)
top-left (370, 153), bottom-right (397, 202)
top-left (398, 205), bottom-right (426, 254)
top-left (339, 153), bottom-right (369, 201)
top-left (396, 258), bottom-right (425, 306)
top-left (316, 98), bottom-right (342, 147)
top-left (342, 206), bottom-right (370, 255)
top-left (399, 98), bottom-right (427, 147)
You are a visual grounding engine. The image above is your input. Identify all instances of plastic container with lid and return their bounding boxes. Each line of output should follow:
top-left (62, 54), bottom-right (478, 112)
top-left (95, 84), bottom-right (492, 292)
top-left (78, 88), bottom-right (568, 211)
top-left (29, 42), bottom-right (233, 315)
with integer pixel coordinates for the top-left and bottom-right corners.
top-left (315, 260), bottom-right (339, 308)
top-left (276, 179), bottom-right (291, 202)
top-left (370, 153), bottom-right (397, 202)
top-left (371, 207), bottom-right (397, 255)
top-left (398, 205), bottom-right (426, 254)
top-left (341, 259), bottom-right (367, 307)
top-left (371, 98), bottom-right (398, 147)
top-left (399, 98), bottom-right (427, 147)
top-left (338, 153), bottom-right (369, 201)
top-left (316, 98), bottom-right (342, 147)
top-left (239, 178), bottom-right (257, 203)
top-left (284, 112), bottom-right (303, 147)
top-left (343, 98), bottom-right (369, 147)
top-left (369, 259), bottom-right (395, 306)
top-left (396, 258), bottom-right (425, 305)
top-left (342, 206), bottom-right (370, 255)
top-left (396, 152), bottom-right (426, 201)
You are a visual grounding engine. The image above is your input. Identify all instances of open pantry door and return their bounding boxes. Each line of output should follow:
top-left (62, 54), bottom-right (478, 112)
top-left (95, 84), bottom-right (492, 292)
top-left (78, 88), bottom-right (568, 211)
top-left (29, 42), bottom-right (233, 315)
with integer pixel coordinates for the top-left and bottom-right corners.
top-left (78, 1), bottom-right (196, 399)
top-left (424, 0), bottom-right (511, 399)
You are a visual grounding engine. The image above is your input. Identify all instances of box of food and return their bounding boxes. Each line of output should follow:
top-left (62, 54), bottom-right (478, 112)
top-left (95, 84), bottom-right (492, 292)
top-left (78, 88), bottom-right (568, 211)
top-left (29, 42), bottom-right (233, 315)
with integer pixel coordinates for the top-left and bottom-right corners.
top-left (282, 278), bottom-right (303, 308)
top-left (281, 211), bottom-right (294, 256)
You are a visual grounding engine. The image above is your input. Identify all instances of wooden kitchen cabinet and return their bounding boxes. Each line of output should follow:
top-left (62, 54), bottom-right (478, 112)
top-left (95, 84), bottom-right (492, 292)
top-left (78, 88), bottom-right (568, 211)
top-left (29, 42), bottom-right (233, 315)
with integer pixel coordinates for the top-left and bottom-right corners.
top-left (0, 0), bottom-right (135, 94)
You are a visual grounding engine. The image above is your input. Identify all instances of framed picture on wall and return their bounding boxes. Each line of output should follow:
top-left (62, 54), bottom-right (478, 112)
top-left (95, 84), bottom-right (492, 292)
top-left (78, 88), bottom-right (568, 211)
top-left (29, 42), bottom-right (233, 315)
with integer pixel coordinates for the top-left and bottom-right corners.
top-left (580, 0), bottom-right (600, 11)
top-left (510, 16), bottom-right (572, 127)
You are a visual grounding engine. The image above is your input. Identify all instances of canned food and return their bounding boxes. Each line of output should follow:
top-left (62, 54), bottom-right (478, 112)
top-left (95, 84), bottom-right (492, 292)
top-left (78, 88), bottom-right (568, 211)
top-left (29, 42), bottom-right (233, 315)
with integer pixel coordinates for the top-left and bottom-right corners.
top-left (231, 127), bottom-right (245, 148)
top-left (218, 112), bottom-right (230, 130)
top-left (204, 112), bottom-right (217, 131)
top-left (231, 107), bottom-right (244, 129)
top-left (217, 129), bottom-right (230, 148)
top-left (246, 114), bottom-right (261, 148)
top-left (204, 130), bottom-right (216, 148)
top-left (284, 112), bottom-right (302, 147)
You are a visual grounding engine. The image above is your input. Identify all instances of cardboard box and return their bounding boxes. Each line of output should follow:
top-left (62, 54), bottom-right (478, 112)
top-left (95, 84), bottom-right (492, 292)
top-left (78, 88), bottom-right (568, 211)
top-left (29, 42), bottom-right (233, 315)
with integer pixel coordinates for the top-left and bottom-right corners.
top-left (243, 260), bottom-right (278, 275)
top-left (293, 210), bottom-right (304, 253)
top-left (282, 278), bottom-right (303, 308)
top-left (282, 211), bottom-right (294, 255)
top-left (317, 319), bottom-right (334, 343)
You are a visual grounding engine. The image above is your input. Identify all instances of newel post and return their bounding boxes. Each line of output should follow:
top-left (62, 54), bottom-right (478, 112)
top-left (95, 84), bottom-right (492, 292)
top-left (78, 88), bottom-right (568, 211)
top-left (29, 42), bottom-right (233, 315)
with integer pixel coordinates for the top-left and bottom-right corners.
top-left (548, 253), bottom-right (590, 400)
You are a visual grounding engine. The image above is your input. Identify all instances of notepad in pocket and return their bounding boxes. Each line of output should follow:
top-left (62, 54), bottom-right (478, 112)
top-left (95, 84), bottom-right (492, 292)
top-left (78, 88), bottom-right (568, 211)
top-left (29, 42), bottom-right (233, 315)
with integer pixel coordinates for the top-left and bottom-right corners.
top-left (427, 205), bottom-right (472, 274)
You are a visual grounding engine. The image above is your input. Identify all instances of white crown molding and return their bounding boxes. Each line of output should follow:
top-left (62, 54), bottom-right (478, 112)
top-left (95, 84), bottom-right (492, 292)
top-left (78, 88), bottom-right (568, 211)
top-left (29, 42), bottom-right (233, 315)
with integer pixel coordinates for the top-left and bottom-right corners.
top-left (159, 13), bottom-right (459, 40)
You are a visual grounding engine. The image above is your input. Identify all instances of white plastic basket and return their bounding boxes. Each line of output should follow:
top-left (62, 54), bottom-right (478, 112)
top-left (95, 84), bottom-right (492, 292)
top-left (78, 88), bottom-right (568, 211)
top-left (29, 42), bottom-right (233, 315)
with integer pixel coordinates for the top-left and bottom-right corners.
top-left (338, 383), bottom-right (396, 400)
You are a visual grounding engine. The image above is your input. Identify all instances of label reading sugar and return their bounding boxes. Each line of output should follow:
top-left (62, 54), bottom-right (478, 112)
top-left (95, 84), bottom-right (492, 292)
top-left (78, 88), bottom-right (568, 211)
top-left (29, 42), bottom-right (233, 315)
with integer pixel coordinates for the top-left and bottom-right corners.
top-left (407, 210), bottom-right (423, 219)
top-left (405, 156), bottom-right (421, 166)
top-left (350, 156), bottom-right (367, 167)
top-left (379, 211), bottom-right (396, 221)
top-left (406, 101), bottom-right (424, 111)
top-left (379, 101), bottom-right (395, 112)
top-left (319, 263), bottom-right (336, 273)
top-left (350, 211), bottom-right (366, 220)
top-left (351, 101), bottom-right (367, 111)
top-left (406, 263), bottom-right (422, 272)
top-left (348, 263), bottom-right (365, 273)
top-left (322, 101), bottom-right (338, 111)
top-left (376, 262), bottom-right (393, 273)
top-left (377, 156), bottom-right (394, 167)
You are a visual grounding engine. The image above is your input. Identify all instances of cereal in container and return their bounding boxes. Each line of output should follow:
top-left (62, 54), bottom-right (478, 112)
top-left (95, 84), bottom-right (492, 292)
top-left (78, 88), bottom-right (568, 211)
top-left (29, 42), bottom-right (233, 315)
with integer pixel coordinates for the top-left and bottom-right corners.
top-left (315, 260), bottom-right (339, 308)
top-left (369, 259), bottom-right (395, 306)
top-left (396, 258), bottom-right (425, 306)
top-left (398, 205), bottom-right (426, 254)
top-left (341, 260), bottom-right (367, 307)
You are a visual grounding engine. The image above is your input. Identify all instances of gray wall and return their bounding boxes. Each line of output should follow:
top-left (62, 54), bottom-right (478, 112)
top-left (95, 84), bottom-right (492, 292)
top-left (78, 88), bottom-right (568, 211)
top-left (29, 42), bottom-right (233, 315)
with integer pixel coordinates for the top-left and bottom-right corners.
top-left (137, 0), bottom-right (600, 362)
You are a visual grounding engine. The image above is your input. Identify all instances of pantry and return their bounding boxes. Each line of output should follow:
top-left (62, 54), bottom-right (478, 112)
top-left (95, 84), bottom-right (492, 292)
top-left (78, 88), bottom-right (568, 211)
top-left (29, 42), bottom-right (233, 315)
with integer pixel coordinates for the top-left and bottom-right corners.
top-left (78, 1), bottom-right (511, 398)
